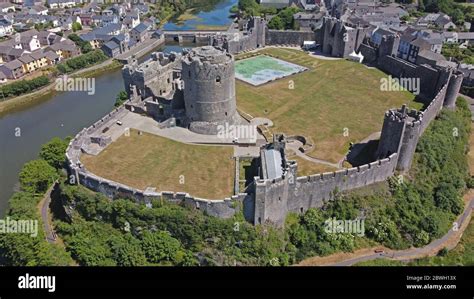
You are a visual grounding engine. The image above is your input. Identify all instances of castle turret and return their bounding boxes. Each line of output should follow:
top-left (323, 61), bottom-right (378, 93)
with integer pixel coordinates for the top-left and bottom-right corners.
top-left (378, 34), bottom-right (400, 59)
top-left (319, 17), bottom-right (371, 58)
top-left (182, 46), bottom-right (240, 135)
top-left (444, 71), bottom-right (463, 109)
top-left (376, 105), bottom-right (422, 172)
top-left (376, 106), bottom-right (407, 160)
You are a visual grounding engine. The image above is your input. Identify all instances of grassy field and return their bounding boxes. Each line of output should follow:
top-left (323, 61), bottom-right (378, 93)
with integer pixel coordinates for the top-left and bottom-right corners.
top-left (236, 48), bottom-right (422, 163)
top-left (289, 156), bottom-right (339, 176)
top-left (81, 130), bottom-right (235, 199)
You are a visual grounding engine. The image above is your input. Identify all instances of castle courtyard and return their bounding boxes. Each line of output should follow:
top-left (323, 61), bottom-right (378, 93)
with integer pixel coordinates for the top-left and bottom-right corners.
top-left (235, 48), bottom-right (424, 164)
top-left (80, 129), bottom-right (235, 199)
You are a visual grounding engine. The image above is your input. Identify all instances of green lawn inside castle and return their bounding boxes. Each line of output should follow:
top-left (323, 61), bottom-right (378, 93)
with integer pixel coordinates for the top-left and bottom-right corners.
top-left (236, 48), bottom-right (423, 164)
top-left (81, 130), bottom-right (235, 200)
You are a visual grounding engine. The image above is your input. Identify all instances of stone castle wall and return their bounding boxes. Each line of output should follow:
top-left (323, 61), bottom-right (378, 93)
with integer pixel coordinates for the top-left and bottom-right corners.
top-left (265, 29), bottom-right (316, 46)
top-left (377, 55), bottom-right (446, 99)
top-left (254, 153), bottom-right (398, 226)
top-left (318, 17), bottom-right (371, 58)
top-left (211, 17), bottom-right (266, 54)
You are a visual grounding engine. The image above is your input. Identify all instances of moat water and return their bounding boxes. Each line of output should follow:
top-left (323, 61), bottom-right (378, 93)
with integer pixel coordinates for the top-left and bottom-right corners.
top-left (163, 0), bottom-right (237, 31)
top-left (0, 44), bottom-right (189, 216)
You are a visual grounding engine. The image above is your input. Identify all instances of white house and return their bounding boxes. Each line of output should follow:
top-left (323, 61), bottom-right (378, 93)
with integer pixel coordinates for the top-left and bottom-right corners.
top-left (48, 0), bottom-right (77, 9)
top-left (20, 35), bottom-right (41, 52)
top-left (0, 3), bottom-right (16, 13)
top-left (0, 19), bottom-right (14, 37)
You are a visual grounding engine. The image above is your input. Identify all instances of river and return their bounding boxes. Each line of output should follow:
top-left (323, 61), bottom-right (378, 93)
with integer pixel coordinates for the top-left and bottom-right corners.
top-left (163, 0), bottom-right (237, 31)
top-left (0, 44), bottom-right (189, 216)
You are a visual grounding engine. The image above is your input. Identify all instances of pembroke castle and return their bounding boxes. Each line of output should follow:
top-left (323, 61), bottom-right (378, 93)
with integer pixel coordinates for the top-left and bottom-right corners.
top-left (66, 16), bottom-right (464, 227)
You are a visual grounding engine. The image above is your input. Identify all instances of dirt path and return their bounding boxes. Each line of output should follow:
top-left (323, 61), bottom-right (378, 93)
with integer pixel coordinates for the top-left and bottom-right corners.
top-left (37, 181), bottom-right (58, 244)
top-left (297, 190), bottom-right (474, 266)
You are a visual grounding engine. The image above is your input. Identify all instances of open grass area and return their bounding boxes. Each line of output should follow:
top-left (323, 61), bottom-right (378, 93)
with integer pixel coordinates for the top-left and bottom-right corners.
top-left (81, 130), bottom-right (235, 199)
top-left (236, 48), bottom-right (422, 163)
top-left (289, 156), bottom-right (339, 176)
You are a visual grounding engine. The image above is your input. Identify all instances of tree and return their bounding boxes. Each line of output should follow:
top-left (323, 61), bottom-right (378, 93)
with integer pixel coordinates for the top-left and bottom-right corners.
top-left (39, 137), bottom-right (70, 169)
top-left (109, 235), bottom-right (148, 266)
top-left (72, 22), bottom-right (82, 32)
top-left (238, 0), bottom-right (260, 16)
top-left (115, 90), bottom-right (128, 107)
top-left (19, 159), bottom-right (58, 194)
top-left (68, 33), bottom-right (93, 53)
top-left (141, 231), bottom-right (183, 264)
top-left (268, 16), bottom-right (284, 30)
top-left (434, 183), bottom-right (463, 214)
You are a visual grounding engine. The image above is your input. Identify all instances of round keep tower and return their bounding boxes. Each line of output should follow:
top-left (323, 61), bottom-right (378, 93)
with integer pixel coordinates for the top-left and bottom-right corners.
top-left (182, 46), bottom-right (239, 135)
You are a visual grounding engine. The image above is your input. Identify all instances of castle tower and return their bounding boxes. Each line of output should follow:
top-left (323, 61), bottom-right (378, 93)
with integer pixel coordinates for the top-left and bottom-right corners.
top-left (376, 105), bottom-right (421, 172)
top-left (376, 107), bottom-right (407, 160)
top-left (378, 34), bottom-right (400, 59)
top-left (182, 46), bottom-right (240, 135)
top-left (444, 71), bottom-right (463, 109)
top-left (319, 17), bottom-right (370, 58)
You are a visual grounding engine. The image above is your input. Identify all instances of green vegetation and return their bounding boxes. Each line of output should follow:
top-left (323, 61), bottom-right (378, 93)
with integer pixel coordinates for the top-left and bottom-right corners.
top-left (0, 76), bottom-right (50, 100)
top-left (150, 0), bottom-right (221, 25)
top-left (56, 50), bottom-right (108, 74)
top-left (442, 43), bottom-right (474, 64)
top-left (356, 217), bottom-right (474, 266)
top-left (72, 22), bottom-right (82, 32)
top-left (39, 137), bottom-right (72, 169)
top-left (114, 90), bottom-right (128, 107)
top-left (267, 7), bottom-right (301, 30)
top-left (419, 0), bottom-right (474, 24)
top-left (34, 21), bottom-right (54, 31)
top-left (68, 33), bottom-right (93, 53)
top-left (238, 0), bottom-right (262, 17)
top-left (0, 137), bottom-right (73, 266)
top-left (237, 0), bottom-right (298, 25)
top-left (19, 160), bottom-right (58, 195)
top-left (55, 184), bottom-right (290, 266)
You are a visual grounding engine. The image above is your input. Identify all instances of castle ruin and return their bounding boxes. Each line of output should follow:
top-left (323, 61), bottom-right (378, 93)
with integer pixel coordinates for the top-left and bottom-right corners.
top-left (66, 16), bottom-right (466, 227)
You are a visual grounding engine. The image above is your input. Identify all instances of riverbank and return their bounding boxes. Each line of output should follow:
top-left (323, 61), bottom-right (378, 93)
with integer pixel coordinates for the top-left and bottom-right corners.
top-left (0, 59), bottom-right (123, 117)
